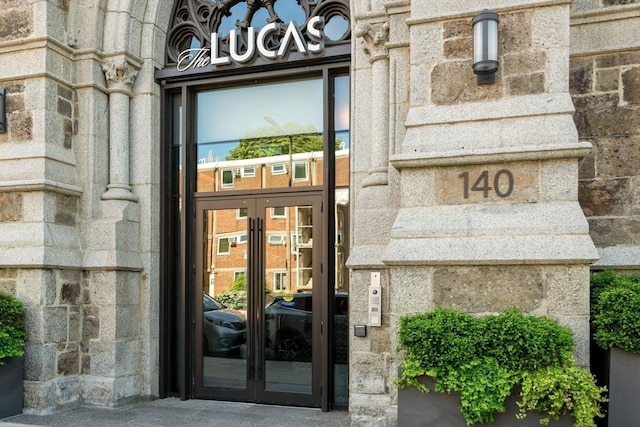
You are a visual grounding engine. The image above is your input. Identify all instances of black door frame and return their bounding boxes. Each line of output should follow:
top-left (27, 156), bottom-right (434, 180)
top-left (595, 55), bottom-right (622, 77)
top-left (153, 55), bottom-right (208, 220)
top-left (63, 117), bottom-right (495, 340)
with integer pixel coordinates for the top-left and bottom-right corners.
top-left (193, 192), bottom-right (323, 406)
top-left (158, 63), bottom-right (349, 411)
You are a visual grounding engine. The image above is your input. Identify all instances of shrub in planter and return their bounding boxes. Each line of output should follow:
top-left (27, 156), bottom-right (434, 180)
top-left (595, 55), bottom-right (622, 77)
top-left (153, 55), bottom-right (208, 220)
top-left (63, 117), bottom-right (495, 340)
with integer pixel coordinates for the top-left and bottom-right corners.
top-left (0, 292), bottom-right (27, 365)
top-left (591, 271), bottom-right (640, 355)
top-left (590, 271), bottom-right (640, 427)
top-left (397, 308), bottom-right (606, 427)
top-left (0, 292), bottom-right (27, 419)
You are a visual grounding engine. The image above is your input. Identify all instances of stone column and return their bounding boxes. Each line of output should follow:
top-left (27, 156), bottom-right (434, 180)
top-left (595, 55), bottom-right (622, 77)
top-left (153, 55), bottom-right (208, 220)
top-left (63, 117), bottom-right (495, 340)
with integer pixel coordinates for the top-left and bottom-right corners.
top-left (101, 58), bottom-right (139, 202)
top-left (355, 22), bottom-right (390, 187)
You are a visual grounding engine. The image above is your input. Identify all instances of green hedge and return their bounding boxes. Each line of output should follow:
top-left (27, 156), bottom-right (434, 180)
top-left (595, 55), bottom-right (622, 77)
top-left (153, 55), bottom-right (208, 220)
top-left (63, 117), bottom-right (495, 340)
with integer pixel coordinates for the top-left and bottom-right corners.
top-left (0, 292), bottom-right (27, 365)
top-left (591, 270), bottom-right (640, 354)
top-left (397, 307), bottom-right (605, 426)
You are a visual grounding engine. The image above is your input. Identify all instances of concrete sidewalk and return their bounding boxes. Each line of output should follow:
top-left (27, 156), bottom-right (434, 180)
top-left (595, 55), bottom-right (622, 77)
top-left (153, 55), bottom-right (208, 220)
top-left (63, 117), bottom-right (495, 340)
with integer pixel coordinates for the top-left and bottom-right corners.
top-left (0, 398), bottom-right (351, 426)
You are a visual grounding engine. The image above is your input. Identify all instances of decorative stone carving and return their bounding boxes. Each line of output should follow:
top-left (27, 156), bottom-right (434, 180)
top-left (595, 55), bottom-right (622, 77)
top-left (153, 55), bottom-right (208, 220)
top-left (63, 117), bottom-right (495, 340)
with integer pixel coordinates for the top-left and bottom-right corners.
top-left (165, 0), bottom-right (351, 66)
top-left (354, 21), bottom-right (389, 62)
top-left (101, 58), bottom-right (139, 95)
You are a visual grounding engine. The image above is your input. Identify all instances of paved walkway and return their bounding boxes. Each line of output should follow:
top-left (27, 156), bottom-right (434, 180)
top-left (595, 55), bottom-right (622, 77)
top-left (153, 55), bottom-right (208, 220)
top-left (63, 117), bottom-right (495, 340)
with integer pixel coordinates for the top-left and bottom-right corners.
top-left (0, 398), bottom-right (351, 427)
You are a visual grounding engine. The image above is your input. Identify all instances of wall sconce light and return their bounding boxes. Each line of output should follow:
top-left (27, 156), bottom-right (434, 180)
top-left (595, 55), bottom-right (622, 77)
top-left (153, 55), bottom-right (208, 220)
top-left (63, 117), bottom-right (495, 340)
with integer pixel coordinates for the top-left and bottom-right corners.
top-left (0, 88), bottom-right (6, 133)
top-left (472, 10), bottom-right (499, 85)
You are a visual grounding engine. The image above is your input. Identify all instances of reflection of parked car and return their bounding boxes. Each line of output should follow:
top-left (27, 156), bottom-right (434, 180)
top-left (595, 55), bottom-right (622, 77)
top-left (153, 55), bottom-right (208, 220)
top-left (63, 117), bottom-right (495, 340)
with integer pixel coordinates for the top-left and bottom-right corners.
top-left (203, 293), bottom-right (247, 356)
top-left (264, 292), bottom-right (348, 363)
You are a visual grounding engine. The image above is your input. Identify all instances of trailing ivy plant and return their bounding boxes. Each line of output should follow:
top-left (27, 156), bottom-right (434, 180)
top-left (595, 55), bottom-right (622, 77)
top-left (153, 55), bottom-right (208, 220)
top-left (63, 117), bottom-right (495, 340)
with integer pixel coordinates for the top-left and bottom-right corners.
top-left (591, 270), bottom-right (640, 354)
top-left (396, 307), bottom-right (606, 426)
top-left (0, 292), bottom-right (27, 365)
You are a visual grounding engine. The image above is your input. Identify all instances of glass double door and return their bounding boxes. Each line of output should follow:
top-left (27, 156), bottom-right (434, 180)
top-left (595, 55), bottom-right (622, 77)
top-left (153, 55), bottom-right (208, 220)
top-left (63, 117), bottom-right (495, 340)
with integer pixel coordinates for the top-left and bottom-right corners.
top-left (194, 193), bottom-right (322, 406)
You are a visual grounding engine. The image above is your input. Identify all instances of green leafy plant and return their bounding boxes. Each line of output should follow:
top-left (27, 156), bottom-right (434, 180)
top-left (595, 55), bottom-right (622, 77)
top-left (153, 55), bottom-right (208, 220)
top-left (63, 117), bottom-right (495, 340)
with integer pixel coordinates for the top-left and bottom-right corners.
top-left (397, 307), bottom-right (606, 426)
top-left (591, 270), bottom-right (640, 354)
top-left (216, 290), bottom-right (247, 310)
top-left (0, 292), bottom-right (27, 365)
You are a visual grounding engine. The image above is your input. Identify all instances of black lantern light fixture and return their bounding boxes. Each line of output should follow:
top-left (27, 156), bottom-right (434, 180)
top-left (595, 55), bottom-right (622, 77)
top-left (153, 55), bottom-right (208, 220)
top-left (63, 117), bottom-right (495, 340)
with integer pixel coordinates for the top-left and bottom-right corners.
top-left (472, 9), bottom-right (499, 85)
top-left (0, 88), bottom-right (6, 134)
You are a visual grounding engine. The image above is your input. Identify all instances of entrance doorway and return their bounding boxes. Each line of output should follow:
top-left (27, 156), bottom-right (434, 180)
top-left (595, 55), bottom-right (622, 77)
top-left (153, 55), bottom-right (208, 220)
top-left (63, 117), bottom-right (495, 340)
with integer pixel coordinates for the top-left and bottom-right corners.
top-left (194, 193), bottom-right (324, 406)
top-left (160, 70), bottom-right (350, 409)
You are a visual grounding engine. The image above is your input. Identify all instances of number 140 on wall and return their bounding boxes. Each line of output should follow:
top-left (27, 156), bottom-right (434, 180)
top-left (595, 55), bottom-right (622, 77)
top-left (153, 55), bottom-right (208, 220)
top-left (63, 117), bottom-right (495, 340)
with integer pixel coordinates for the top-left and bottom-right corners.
top-left (458, 169), bottom-right (514, 199)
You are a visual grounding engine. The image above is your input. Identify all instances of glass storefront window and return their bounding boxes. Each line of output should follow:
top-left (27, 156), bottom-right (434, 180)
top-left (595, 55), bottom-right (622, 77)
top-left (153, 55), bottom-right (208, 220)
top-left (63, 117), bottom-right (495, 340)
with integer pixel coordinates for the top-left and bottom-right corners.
top-left (196, 78), bottom-right (323, 192)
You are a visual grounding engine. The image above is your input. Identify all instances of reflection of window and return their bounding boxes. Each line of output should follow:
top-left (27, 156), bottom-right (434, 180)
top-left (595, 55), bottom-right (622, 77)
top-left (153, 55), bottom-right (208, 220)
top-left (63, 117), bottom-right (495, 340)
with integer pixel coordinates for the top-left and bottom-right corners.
top-left (241, 166), bottom-right (255, 177)
top-left (271, 206), bottom-right (286, 218)
top-left (274, 272), bottom-right (286, 291)
top-left (293, 161), bottom-right (308, 181)
top-left (234, 270), bottom-right (245, 280)
top-left (237, 234), bottom-right (247, 244)
top-left (218, 237), bottom-right (232, 254)
top-left (291, 234), bottom-right (303, 253)
top-left (268, 234), bottom-right (286, 245)
top-left (271, 163), bottom-right (286, 175)
top-left (237, 208), bottom-right (247, 219)
top-left (221, 169), bottom-right (234, 187)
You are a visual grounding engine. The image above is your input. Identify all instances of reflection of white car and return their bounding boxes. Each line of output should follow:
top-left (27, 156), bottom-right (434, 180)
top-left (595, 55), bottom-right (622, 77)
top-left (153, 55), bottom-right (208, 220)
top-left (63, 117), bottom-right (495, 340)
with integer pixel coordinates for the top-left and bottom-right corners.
top-left (203, 294), bottom-right (247, 356)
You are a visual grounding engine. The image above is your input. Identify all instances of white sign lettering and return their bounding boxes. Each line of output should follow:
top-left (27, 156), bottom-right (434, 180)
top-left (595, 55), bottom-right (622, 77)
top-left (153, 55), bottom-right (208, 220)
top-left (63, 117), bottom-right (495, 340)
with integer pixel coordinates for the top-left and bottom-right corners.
top-left (177, 16), bottom-right (324, 72)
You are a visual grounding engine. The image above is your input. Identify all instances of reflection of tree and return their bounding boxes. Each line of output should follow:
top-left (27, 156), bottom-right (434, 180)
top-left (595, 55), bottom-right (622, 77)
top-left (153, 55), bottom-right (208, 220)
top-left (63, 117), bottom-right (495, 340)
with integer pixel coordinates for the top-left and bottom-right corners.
top-left (226, 122), bottom-right (342, 160)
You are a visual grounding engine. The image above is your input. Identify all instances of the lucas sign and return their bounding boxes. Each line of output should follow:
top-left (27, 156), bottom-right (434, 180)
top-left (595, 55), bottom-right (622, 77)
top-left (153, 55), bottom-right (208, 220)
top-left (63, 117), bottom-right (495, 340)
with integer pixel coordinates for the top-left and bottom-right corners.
top-left (177, 16), bottom-right (324, 71)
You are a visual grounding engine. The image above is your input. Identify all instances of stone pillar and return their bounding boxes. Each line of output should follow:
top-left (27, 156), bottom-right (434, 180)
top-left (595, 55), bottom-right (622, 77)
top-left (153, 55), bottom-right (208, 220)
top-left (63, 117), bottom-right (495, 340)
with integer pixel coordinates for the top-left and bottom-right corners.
top-left (101, 58), bottom-right (139, 202)
top-left (355, 22), bottom-right (390, 187)
top-left (385, 1), bottom-right (597, 363)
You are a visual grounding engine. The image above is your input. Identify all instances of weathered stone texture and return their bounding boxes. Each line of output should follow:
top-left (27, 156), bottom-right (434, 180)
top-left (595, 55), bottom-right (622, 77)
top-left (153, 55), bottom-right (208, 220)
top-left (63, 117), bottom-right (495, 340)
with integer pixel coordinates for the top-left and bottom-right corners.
top-left (595, 136), bottom-right (640, 178)
top-left (576, 106), bottom-right (639, 138)
top-left (579, 178), bottom-right (631, 216)
top-left (595, 69), bottom-right (619, 92)
top-left (573, 50), bottom-right (640, 254)
top-left (61, 282), bottom-right (81, 305)
top-left (0, 269), bottom-right (18, 295)
top-left (500, 11), bottom-right (532, 54)
top-left (503, 50), bottom-right (546, 76)
top-left (588, 218), bottom-right (640, 246)
top-left (0, 193), bottom-right (23, 222)
top-left (431, 60), bottom-right (502, 104)
top-left (507, 72), bottom-right (546, 96)
top-left (570, 58), bottom-right (593, 95)
top-left (433, 266), bottom-right (544, 313)
top-left (57, 351), bottom-right (80, 376)
top-left (443, 19), bottom-right (471, 60)
top-left (622, 67), bottom-right (640, 104)
top-left (603, 0), bottom-right (639, 5)
top-left (55, 195), bottom-right (77, 226)
top-left (0, 7), bottom-right (33, 42)
top-left (10, 112), bottom-right (33, 141)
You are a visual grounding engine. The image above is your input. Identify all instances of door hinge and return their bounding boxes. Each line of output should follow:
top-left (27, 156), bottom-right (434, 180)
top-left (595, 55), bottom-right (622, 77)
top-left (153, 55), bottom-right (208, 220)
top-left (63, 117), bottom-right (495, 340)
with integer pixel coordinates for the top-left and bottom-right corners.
top-left (321, 202), bottom-right (324, 213)
top-left (320, 263), bottom-right (323, 274)
top-left (321, 321), bottom-right (324, 335)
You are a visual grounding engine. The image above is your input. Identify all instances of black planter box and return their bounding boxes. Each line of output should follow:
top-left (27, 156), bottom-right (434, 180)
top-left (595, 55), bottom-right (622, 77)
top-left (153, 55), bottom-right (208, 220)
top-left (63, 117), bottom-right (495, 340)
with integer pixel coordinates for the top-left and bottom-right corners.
top-left (608, 348), bottom-right (640, 427)
top-left (0, 356), bottom-right (24, 419)
top-left (398, 376), bottom-right (573, 427)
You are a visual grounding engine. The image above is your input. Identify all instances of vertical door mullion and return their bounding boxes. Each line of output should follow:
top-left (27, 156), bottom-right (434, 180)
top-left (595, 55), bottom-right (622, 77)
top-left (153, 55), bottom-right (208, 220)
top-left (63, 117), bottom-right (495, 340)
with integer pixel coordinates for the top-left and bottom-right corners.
top-left (256, 216), bottom-right (265, 386)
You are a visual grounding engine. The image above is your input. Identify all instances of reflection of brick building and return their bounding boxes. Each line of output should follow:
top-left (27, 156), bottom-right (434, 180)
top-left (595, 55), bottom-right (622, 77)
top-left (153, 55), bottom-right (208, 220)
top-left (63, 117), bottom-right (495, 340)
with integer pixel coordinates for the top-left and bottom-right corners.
top-left (197, 149), bottom-right (350, 192)
top-left (200, 150), bottom-right (349, 296)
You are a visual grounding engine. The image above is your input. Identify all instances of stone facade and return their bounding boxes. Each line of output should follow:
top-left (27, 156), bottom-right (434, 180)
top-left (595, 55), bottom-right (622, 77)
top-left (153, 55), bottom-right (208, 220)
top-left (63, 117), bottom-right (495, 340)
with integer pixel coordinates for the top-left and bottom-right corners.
top-left (0, 0), bottom-right (638, 425)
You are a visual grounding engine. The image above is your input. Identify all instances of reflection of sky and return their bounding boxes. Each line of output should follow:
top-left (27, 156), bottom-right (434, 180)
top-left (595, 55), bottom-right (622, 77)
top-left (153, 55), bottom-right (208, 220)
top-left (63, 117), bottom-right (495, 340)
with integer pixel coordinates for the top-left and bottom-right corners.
top-left (219, 0), bottom-right (305, 34)
top-left (216, 0), bottom-right (348, 41)
top-left (198, 78), bottom-right (322, 144)
top-left (334, 76), bottom-right (349, 132)
top-left (196, 75), bottom-right (350, 163)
